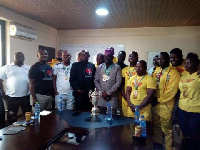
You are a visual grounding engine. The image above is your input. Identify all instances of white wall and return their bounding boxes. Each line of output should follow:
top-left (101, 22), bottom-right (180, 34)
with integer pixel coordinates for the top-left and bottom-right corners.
top-left (0, 6), bottom-right (57, 66)
top-left (1, 4), bottom-right (200, 66)
top-left (57, 27), bottom-right (200, 64)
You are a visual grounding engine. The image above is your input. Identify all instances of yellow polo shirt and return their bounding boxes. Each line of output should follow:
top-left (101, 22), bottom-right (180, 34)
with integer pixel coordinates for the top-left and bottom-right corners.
top-left (179, 72), bottom-right (200, 113)
top-left (127, 74), bottom-right (157, 120)
top-left (122, 66), bottom-right (137, 93)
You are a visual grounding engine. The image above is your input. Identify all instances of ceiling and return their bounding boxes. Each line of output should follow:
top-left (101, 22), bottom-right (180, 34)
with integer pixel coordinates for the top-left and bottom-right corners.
top-left (0, 0), bottom-right (200, 30)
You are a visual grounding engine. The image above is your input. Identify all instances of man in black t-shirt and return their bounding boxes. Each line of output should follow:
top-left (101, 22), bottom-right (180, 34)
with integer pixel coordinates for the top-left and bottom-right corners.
top-left (29, 49), bottom-right (54, 111)
top-left (70, 50), bottom-right (95, 111)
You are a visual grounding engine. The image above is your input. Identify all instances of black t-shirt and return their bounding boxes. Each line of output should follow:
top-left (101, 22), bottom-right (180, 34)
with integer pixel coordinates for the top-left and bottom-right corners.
top-left (29, 62), bottom-right (53, 95)
top-left (70, 61), bottom-right (96, 93)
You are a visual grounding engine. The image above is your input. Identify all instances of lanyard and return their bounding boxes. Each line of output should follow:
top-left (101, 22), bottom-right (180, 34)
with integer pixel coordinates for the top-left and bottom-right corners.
top-left (135, 75), bottom-right (146, 90)
top-left (105, 63), bottom-right (114, 75)
top-left (63, 63), bottom-right (71, 75)
top-left (156, 67), bottom-right (168, 84)
top-left (128, 66), bottom-right (135, 78)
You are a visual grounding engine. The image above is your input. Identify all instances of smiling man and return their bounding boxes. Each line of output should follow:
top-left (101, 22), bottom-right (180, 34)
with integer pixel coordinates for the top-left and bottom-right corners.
top-left (53, 50), bottom-right (74, 110)
top-left (152, 52), bottom-right (180, 150)
top-left (170, 48), bottom-right (185, 74)
top-left (29, 49), bottom-right (54, 111)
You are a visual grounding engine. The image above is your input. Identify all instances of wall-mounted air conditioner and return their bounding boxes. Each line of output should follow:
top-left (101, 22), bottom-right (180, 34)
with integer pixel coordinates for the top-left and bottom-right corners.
top-left (10, 22), bottom-right (37, 40)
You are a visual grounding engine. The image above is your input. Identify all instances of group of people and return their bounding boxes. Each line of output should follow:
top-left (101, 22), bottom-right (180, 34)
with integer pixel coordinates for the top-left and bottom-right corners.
top-left (0, 47), bottom-right (199, 150)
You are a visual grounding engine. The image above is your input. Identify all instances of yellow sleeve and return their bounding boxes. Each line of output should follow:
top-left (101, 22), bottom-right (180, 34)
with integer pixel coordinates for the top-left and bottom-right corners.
top-left (122, 67), bottom-right (127, 77)
top-left (158, 69), bottom-right (180, 103)
top-left (147, 76), bottom-right (157, 89)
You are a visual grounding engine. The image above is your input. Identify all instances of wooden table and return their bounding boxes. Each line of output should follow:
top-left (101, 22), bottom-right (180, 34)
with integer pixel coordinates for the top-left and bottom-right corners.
top-left (0, 112), bottom-right (69, 150)
top-left (54, 124), bottom-right (153, 150)
top-left (53, 110), bottom-right (153, 150)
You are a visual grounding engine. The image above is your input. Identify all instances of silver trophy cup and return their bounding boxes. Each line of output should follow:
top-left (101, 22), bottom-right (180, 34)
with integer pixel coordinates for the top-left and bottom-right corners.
top-left (89, 88), bottom-right (101, 117)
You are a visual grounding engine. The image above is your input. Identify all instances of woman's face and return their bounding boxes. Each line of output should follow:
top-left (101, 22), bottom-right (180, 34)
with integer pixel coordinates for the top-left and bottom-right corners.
top-left (184, 58), bottom-right (198, 73)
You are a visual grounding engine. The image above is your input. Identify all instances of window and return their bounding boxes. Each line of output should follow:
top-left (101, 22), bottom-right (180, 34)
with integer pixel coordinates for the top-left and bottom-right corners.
top-left (0, 20), bottom-right (6, 66)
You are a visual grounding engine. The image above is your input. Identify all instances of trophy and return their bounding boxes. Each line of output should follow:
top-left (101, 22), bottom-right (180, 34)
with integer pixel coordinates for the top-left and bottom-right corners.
top-left (89, 88), bottom-right (101, 117)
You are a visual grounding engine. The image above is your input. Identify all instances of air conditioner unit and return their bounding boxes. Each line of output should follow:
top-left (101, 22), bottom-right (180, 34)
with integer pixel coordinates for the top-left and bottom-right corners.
top-left (10, 23), bottom-right (37, 40)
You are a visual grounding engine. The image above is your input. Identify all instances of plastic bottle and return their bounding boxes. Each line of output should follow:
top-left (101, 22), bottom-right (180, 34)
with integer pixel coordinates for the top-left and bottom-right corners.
top-left (35, 102), bottom-right (40, 119)
top-left (140, 115), bottom-right (147, 137)
top-left (57, 97), bottom-right (63, 111)
top-left (134, 105), bottom-right (140, 125)
top-left (106, 103), bottom-right (113, 124)
top-left (62, 98), bottom-right (66, 110)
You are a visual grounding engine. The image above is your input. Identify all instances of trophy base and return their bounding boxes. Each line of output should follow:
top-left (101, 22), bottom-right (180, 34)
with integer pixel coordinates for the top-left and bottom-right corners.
top-left (85, 116), bottom-right (102, 122)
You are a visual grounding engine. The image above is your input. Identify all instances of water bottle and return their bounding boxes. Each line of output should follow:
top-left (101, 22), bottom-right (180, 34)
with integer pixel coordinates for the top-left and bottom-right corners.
top-left (106, 103), bottom-right (113, 124)
top-left (57, 97), bottom-right (63, 111)
top-left (134, 105), bottom-right (140, 125)
top-left (62, 98), bottom-right (66, 110)
top-left (140, 115), bottom-right (147, 137)
top-left (35, 102), bottom-right (40, 119)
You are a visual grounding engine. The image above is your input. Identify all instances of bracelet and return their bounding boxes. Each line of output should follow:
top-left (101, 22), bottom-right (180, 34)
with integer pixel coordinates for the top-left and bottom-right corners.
top-left (129, 103), bottom-right (133, 107)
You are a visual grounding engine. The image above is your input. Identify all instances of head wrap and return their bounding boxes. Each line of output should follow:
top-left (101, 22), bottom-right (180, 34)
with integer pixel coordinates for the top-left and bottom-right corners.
top-left (104, 49), bottom-right (113, 56)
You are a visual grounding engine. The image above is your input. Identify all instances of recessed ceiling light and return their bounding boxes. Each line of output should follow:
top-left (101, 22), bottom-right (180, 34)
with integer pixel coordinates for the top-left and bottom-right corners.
top-left (96, 9), bottom-right (109, 16)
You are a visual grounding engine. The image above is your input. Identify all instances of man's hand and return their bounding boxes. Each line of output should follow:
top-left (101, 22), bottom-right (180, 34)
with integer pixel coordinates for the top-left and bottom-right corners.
top-left (32, 98), bottom-right (38, 107)
top-left (130, 104), bottom-right (136, 112)
top-left (102, 92), bottom-right (108, 98)
top-left (54, 91), bottom-right (59, 95)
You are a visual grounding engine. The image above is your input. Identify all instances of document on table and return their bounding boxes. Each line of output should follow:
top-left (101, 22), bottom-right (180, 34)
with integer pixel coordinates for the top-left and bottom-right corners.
top-left (3, 126), bottom-right (25, 135)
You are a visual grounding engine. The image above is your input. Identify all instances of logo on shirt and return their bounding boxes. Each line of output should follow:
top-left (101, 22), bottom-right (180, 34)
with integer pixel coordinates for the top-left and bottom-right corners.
top-left (181, 78), bottom-right (195, 83)
top-left (47, 70), bottom-right (53, 77)
top-left (132, 82), bottom-right (143, 87)
top-left (125, 72), bottom-right (136, 77)
top-left (42, 70), bottom-right (53, 80)
top-left (86, 68), bottom-right (92, 76)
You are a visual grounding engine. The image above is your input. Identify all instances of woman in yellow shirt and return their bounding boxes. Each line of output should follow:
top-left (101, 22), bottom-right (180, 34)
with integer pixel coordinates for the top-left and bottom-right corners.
top-left (177, 53), bottom-right (200, 150)
top-left (126, 60), bottom-right (157, 121)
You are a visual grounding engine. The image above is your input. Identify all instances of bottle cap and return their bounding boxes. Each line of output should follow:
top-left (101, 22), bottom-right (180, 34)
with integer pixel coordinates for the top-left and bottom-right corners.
top-left (107, 103), bottom-right (111, 106)
top-left (141, 115), bottom-right (144, 118)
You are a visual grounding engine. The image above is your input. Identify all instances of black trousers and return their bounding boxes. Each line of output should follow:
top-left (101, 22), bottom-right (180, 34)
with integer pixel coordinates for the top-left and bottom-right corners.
top-left (0, 92), bottom-right (5, 129)
top-left (177, 108), bottom-right (200, 150)
top-left (8, 95), bottom-right (32, 117)
top-left (74, 92), bottom-right (92, 112)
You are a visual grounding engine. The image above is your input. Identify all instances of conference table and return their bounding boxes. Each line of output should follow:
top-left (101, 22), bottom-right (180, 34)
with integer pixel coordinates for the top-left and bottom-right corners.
top-left (0, 109), bottom-right (152, 150)
top-left (54, 109), bottom-right (153, 150)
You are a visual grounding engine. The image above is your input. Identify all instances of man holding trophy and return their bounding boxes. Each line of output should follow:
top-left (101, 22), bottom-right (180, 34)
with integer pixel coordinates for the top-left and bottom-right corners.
top-left (94, 49), bottom-right (122, 114)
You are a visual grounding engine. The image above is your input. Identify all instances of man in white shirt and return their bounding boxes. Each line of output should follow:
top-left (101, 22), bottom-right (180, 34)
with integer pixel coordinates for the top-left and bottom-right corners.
top-left (53, 50), bottom-right (74, 110)
top-left (0, 52), bottom-right (31, 118)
